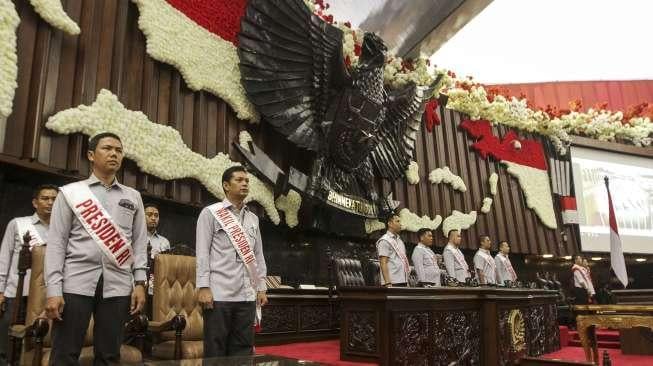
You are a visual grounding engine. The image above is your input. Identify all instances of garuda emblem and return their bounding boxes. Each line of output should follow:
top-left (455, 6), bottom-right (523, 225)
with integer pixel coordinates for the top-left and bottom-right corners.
top-left (235, 0), bottom-right (437, 220)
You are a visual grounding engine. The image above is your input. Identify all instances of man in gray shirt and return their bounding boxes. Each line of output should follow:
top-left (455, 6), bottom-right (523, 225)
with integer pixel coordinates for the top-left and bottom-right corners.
top-left (376, 213), bottom-right (410, 287)
top-left (495, 240), bottom-right (517, 286)
top-left (411, 228), bottom-right (443, 287)
top-left (145, 203), bottom-right (171, 258)
top-left (144, 202), bottom-right (170, 298)
top-left (473, 235), bottom-right (497, 285)
top-left (44, 132), bottom-right (148, 365)
top-left (443, 229), bottom-right (470, 283)
top-left (0, 184), bottom-right (57, 364)
top-left (197, 166), bottom-right (268, 357)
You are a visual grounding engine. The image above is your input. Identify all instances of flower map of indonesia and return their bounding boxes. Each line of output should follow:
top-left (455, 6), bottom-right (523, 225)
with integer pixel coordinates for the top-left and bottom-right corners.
top-left (460, 119), bottom-right (558, 229)
top-left (44, 89), bottom-right (292, 226)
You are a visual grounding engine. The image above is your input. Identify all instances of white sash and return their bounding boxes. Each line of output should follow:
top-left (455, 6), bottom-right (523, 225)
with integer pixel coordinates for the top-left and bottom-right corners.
top-left (418, 245), bottom-right (437, 266)
top-left (60, 182), bottom-right (133, 269)
top-left (499, 254), bottom-right (517, 281)
top-left (16, 217), bottom-right (45, 249)
top-left (208, 202), bottom-right (260, 289)
top-left (572, 264), bottom-right (593, 292)
top-left (448, 245), bottom-right (468, 270)
top-left (379, 234), bottom-right (411, 279)
top-left (477, 250), bottom-right (496, 273)
top-left (208, 202), bottom-right (262, 327)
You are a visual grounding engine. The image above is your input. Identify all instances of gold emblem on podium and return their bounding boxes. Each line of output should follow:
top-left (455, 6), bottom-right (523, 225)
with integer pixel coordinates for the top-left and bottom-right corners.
top-left (508, 309), bottom-right (526, 352)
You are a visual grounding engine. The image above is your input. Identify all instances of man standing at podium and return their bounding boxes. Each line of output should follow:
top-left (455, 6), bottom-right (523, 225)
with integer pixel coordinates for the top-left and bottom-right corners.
top-left (495, 240), bottom-right (517, 285)
top-left (412, 228), bottom-right (443, 287)
top-left (473, 235), bottom-right (496, 285)
top-left (443, 229), bottom-right (470, 283)
top-left (376, 213), bottom-right (410, 287)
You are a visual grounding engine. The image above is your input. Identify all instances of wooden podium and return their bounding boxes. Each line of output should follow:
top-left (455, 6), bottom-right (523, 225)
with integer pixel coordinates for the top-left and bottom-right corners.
top-left (338, 287), bottom-right (560, 366)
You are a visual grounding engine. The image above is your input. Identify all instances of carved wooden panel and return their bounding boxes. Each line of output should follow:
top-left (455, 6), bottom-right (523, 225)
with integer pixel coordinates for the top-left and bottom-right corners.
top-left (432, 310), bottom-right (480, 365)
top-left (499, 304), bottom-right (560, 364)
top-left (260, 305), bottom-right (296, 333)
top-left (544, 304), bottom-right (561, 354)
top-left (347, 311), bottom-right (377, 354)
top-left (392, 311), bottom-right (430, 366)
top-left (299, 305), bottom-right (331, 331)
top-left (524, 305), bottom-right (546, 357)
top-left (332, 302), bottom-right (341, 329)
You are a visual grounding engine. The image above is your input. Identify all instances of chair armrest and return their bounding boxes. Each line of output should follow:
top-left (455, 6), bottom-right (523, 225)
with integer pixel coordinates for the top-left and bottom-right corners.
top-left (125, 314), bottom-right (149, 334)
top-left (9, 318), bottom-right (49, 339)
top-left (9, 324), bottom-right (26, 338)
top-left (148, 314), bottom-right (186, 334)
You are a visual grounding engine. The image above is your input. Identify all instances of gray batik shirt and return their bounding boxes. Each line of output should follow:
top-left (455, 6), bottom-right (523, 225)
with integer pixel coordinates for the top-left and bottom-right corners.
top-left (0, 214), bottom-right (49, 297)
top-left (45, 175), bottom-right (148, 298)
top-left (195, 199), bottom-right (267, 302)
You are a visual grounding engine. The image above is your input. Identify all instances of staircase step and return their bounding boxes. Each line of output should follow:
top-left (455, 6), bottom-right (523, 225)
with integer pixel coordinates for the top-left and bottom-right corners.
top-left (568, 340), bottom-right (621, 349)
top-left (568, 329), bottom-right (620, 343)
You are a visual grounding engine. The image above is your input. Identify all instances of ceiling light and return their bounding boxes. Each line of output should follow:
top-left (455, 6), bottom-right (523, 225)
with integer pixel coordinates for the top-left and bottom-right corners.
top-left (542, 254), bottom-right (553, 258)
top-left (591, 257), bottom-right (602, 261)
top-left (563, 256), bottom-right (572, 260)
top-left (636, 258), bottom-right (646, 262)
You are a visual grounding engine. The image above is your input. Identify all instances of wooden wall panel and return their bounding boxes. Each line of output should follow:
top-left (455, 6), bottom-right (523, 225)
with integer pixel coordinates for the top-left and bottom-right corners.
top-left (2, 0), bottom-right (582, 255)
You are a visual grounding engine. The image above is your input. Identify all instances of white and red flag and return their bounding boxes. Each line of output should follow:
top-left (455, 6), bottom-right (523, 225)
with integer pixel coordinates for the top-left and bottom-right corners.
top-left (605, 177), bottom-right (628, 288)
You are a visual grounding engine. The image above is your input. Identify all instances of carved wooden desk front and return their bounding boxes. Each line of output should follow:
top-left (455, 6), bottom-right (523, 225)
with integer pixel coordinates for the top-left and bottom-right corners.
top-left (339, 287), bottom-right (560, 366)
top-left (573, 305), bottom-right (653, 364)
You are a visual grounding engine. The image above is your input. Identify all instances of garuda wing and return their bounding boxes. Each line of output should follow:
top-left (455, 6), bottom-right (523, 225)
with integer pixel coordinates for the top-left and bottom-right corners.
top-left (238, 0), bottom-right (349, 151)
top-left (369, 81), bottom-right (438, 179)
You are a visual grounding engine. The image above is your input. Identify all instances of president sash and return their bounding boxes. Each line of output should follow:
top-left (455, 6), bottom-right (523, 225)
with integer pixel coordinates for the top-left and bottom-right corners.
top-left (379, 234), bottom-right (411, 279)
top-left (60, 182), bottom-right (133, 269)
top-left (208, 202), bottom-right (260, 290)
top-left (498, 254), bottom-right (517, 281)
top-left (450, 246), bottom-right (468, 270)
top-left (477, 250), bottom-right (496, 272)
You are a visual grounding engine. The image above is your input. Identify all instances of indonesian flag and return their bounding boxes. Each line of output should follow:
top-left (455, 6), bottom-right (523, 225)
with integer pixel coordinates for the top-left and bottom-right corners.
top-left (560, 196), bottom-right (578, 224)
top-left (460, 120), bottom-right (558, 229)
top-left (605, 177), bottom-right (628, 288)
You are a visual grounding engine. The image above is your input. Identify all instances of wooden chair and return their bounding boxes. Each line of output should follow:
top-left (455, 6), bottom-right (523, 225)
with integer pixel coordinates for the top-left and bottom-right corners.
top-left (9, 245), bottom-right (147, 365)
top-left (149, 254), bottom-right (202, 359)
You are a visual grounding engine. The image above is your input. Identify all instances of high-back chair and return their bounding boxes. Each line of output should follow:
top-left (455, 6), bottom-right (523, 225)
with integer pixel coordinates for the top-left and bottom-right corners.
top-left (10, 246), bottom-right (146, 365)
top-left (334, 258), bottom-right (366, 287)
top-left (149, 254), bottom-right (203, 359)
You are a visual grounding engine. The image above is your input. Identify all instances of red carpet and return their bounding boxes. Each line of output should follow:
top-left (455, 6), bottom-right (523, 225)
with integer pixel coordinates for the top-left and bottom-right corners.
top-left (542, 347), bottom-right (653, 365)
top-left (257, 339), bottom-right (653, 366)
top-left (257, 340), bottom-right (377, 366)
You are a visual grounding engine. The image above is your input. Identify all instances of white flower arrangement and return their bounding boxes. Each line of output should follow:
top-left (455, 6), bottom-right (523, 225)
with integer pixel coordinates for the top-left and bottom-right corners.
top-left (131, 0), bottom-right (259, 122)
top-left (45, 89), bottom-right (281, 224)
top-left (488, 173), bottom-right (498, 196)
top-left (0, 0), bottom-right (18, 118)
top-left (441, 210), bottom-right (477, 238)
top-left (446, 85), bottom-right (653, 152)
top-left (405, 161), bottom-right (419, 185)
top-left (238, 130), bottom-right (253, 149)
top-left (364, 219), bottom-right (386, 234)
top-left (29, 0), bottom-right (80, 35)
top-left (502, 162), bottom-right (557, 229)
top-left (428, 167), bottom-right (467, 192)
top-left (275, 190), bottom-right (302, 228)
top-left (399, 208), bottom-right (442, 232)
top-left (480, 197), bottom-right (493, 214)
